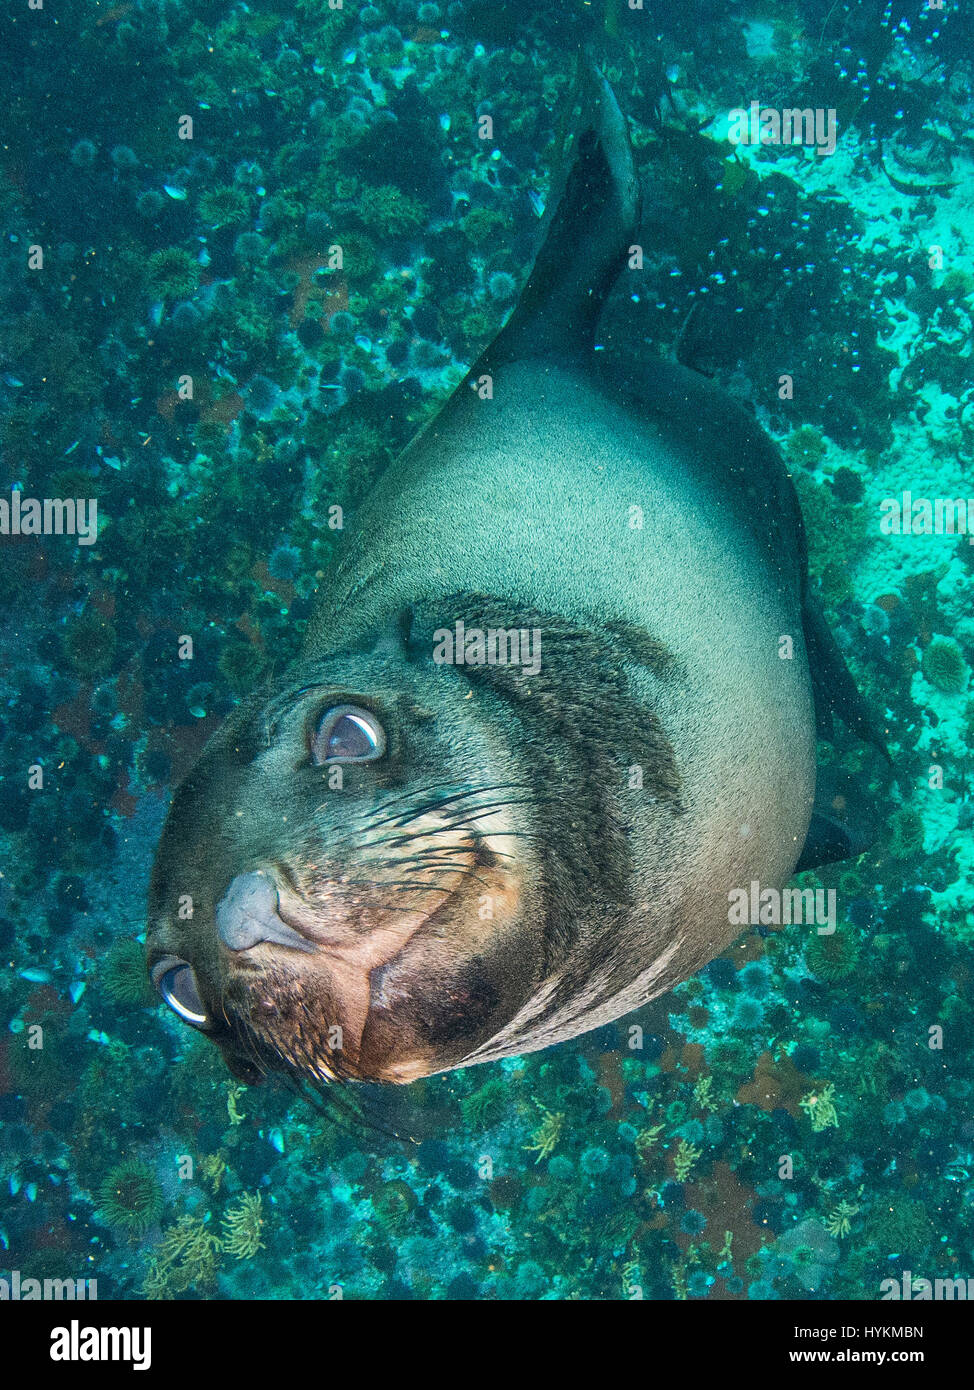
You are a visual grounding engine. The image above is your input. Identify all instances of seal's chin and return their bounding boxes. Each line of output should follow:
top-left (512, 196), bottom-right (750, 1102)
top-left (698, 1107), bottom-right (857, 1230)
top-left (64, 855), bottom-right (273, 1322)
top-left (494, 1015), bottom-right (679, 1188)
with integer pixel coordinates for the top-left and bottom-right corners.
top-left (213, 822), bottom-right (532, 1085)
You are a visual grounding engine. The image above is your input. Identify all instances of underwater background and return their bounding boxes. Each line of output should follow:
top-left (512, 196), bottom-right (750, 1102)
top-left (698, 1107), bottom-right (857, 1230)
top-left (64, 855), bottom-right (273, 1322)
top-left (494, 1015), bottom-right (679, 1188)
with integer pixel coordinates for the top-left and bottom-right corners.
top-left (1, 0), bottom-right (973, 1301)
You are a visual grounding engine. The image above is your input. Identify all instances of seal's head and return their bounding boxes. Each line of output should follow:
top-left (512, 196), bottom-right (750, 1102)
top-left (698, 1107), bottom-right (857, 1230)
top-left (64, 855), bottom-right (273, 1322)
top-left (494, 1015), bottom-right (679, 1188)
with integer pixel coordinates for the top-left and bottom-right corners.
top-left (148, 599), bottom-right (685, 1087)
top-left (147, 626), bottom-right (551, 1086)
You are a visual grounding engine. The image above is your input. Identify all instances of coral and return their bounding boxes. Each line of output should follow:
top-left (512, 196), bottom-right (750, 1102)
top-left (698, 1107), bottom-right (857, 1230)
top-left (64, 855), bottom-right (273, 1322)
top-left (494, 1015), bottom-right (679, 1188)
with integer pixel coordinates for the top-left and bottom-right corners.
top-left (199, 1151), bottom-right (229, 1194)
top-left (799, 1082), bottom-right (839, 1132)
top-left (97, 1160), bottom-right (164, 1239)
top-left (101, 939), bottom-right (154, 1007)
top-left (523, 1102), bottom-right (564, 1163)
top-left (784, 425), bottom-right (827, 468)
top-left (673, 1139), bottom-right (702, 1181)
top-left (868, 1198), bottom-right (935, 1259)
top-left (461, 207), bottom-right (508, 248)
top-left (825, 1198), bottom-right (860, 1238)
top-left (143, 1215), bottom-right (223, 1297)
top-left (921, 635), bottom-right (969, 695)
top-left (221, 1192), bottom-right (265, 1259)
top-left (355, 184), bottom-right (426, 239)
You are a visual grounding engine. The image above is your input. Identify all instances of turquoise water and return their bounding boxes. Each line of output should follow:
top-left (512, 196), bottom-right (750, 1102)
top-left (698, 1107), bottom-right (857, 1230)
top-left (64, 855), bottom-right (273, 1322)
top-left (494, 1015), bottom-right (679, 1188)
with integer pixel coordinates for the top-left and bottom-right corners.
top-left (1, 0), bottom-right (973, 1300)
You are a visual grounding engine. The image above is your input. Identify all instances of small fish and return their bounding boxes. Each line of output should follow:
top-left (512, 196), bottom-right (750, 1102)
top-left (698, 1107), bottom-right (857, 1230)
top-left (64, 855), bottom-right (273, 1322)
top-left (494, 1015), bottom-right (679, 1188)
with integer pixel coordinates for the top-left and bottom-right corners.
top-left (19, 967), bottom-right (52, 984)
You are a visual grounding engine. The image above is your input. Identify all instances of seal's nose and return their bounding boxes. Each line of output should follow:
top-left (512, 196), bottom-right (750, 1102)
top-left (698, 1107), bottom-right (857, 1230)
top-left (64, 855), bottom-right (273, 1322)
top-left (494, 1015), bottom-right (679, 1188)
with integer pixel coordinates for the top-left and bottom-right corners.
top-left (216, 871), bottom-right (315, 954)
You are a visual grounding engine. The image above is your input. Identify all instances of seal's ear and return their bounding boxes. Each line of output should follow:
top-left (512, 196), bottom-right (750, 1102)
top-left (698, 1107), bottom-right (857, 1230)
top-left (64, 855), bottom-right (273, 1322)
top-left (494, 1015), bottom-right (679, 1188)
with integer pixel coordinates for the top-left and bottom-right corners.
top-left (398, 604), bottom-right (429, 661)
top-left (390, 602), bottom-right (447, 663)
top-left (351, 608), bottom-right (418, 658)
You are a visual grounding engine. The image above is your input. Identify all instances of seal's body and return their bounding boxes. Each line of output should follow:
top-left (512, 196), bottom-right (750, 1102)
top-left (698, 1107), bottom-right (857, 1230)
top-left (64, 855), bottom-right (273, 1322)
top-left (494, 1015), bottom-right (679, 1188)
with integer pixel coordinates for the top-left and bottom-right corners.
top-left (307, 356), bottom-right (817, 1068)
top-left (147, 74), bottom-right (880, 1085)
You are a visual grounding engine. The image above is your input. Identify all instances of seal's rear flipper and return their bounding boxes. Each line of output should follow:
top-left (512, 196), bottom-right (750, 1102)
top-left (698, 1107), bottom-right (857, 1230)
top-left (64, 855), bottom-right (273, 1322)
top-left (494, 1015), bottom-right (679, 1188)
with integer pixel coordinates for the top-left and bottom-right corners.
top-left (480, 59), bottom-right (641, 369)
top-left (796, 811), bottom-right (860, 872)
top-left (796, 764), bottom-right (878, 871)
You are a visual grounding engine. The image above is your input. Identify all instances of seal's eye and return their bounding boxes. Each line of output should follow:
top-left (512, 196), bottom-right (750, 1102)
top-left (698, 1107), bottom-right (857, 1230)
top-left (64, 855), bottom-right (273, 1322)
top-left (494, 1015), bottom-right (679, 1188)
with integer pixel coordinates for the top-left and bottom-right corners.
top-left (311, 704), bottom-right (386, 764)
top-left (151, 955), bottom-right (209, 1028)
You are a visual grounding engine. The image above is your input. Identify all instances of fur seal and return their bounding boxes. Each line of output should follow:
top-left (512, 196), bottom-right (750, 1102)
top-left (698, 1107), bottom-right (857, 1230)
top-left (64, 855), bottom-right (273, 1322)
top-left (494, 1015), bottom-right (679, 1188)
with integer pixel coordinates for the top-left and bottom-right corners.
top-left (147, 72), bottom-right (883, 1086)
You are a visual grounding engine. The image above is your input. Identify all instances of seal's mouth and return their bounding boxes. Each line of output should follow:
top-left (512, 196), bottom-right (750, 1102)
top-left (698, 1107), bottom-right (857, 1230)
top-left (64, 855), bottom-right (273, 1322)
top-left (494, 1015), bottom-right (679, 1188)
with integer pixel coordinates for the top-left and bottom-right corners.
top-left (209, 817), bottom-right (525, 1085)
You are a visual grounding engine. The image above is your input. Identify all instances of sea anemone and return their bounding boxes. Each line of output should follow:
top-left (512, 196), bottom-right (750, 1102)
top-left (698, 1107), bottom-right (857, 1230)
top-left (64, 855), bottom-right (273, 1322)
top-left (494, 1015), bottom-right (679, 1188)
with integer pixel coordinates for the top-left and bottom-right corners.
top-left (199, 185), bottom-right (249, 230)
top-left (732, 996), bottom-right (765, 1030)
top-left (488, 270), bottom-right (517, 302)
top-left (218, 639), bottom-right (267, 695)
top-left (146, 248), bottom-right (199, 302)
top-left (268, 542), bottom-right (302, 582)
top-left (136, 190), bottom-right (165, 220)
top-left (221, 1192), bottom-right (265, 1259)
top-left (233, 231), bottom-right (268, 266)
top-left (244, 374), bottom-right (280, 416)
top-left (110, 145), bottom-right (139, 170)
top-left (101, 939), bottom-right (154, 1007)
top-left (922, 634), bottom-right (969, 695)
top-left (804, 929), bottom-right (859, 981)
top-left (97, 1160), bottom-right (164, 1239)
top-left (70, 139), bottom-right (98, 168)
top-left (680, 1208), bottom-right (708, 1235)
top-left (580, 1146), bottom-right (610, 1176)
top-left (340, 365), bottom-right (367, 398)
top-left (409, 337), bottom-right (450, 370)
top-left (63, 609), bottom-right (116, 678)
top-left (328, 311), bottom-right (355, 339)
top-left (460, 1076), bottom-right (507, 1129)
top-left (334, 231), bottom-right (377, 282)
top-left (355, 184), bottom-right (426, 239)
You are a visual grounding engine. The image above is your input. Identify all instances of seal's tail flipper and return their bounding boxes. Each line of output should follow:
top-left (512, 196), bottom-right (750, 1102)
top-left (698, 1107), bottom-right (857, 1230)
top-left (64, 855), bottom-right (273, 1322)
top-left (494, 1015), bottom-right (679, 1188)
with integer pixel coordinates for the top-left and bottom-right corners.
top-left (481, 59), bottom-right (641, 369)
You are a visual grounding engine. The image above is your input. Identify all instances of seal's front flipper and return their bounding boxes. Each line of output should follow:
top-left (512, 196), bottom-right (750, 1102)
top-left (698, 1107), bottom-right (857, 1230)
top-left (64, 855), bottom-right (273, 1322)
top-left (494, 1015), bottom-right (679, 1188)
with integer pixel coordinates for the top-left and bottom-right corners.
top-left (480, 60), bottom-right (641, 369)
top-left (802, 597), bottom-right (891, 760)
